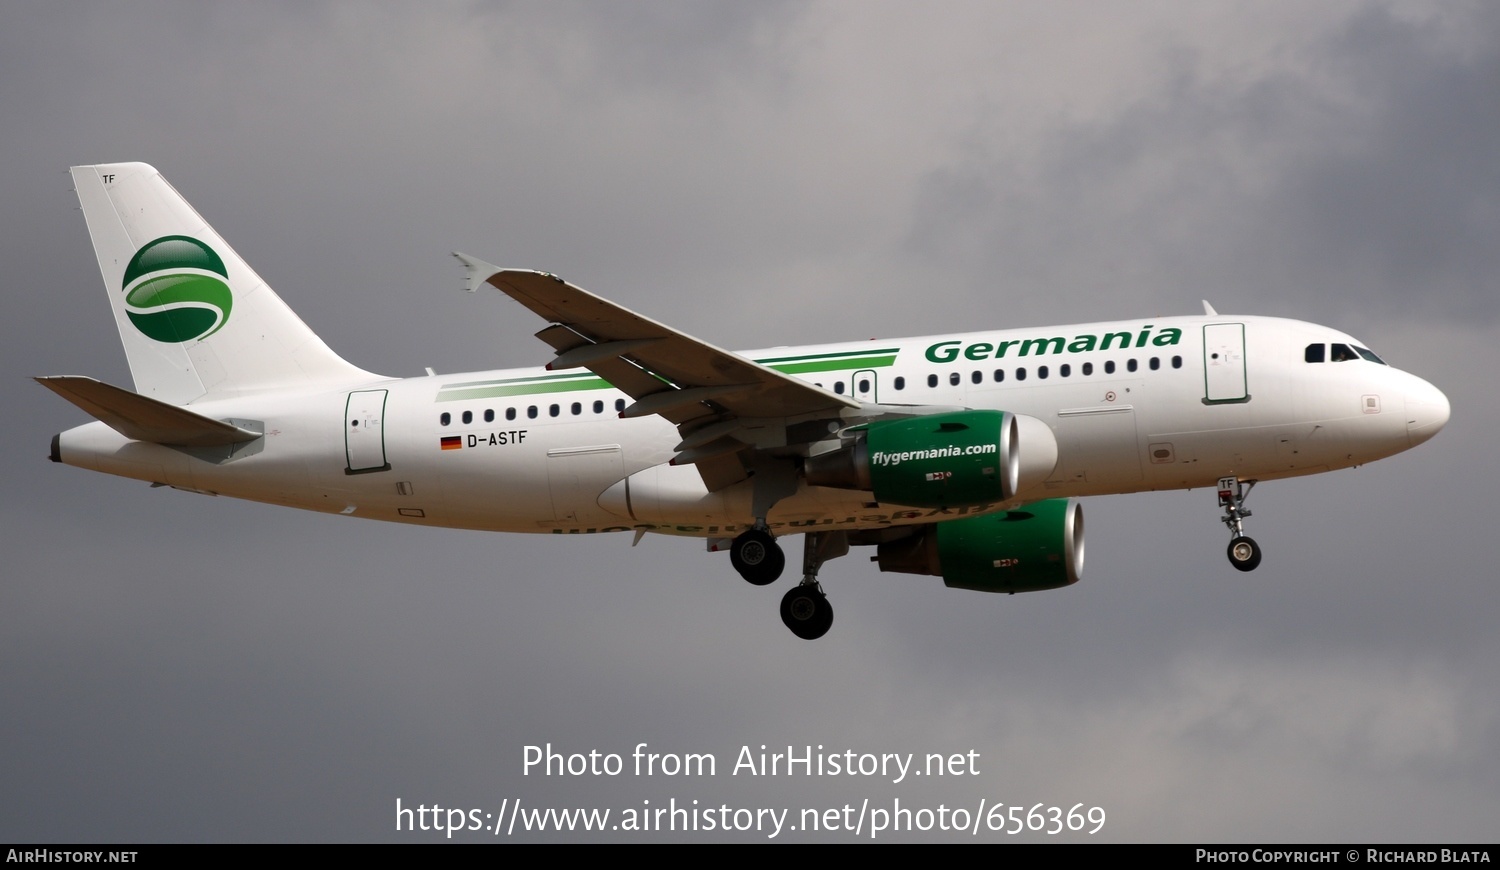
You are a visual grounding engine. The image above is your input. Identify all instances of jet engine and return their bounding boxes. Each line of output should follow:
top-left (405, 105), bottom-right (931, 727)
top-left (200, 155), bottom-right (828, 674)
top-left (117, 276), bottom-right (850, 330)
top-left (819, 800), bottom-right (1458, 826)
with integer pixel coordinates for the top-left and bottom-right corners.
top-left (873, 498), bottom-right (1083, 593)
top-left (805, 410), bottom-right (1057, 508)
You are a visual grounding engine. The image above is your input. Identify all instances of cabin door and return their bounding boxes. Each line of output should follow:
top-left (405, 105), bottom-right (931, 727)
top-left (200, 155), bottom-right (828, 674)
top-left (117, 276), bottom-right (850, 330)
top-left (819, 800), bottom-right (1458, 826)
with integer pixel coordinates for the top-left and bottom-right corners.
top-left (345, 390), bottom-right (391, 474)
top-left (1203, 323), bottom-right (1249, 403)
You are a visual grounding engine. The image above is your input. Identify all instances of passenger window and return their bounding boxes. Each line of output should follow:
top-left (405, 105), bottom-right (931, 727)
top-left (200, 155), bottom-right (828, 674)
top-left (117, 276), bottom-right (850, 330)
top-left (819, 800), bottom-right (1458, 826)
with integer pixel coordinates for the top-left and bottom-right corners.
top-left (1105, 361), bottom-right (1116, 374)
top-left (1060, 364), bottom-right (1070, 377)
top-left (833, 381), bottom-right (844, 394)
top-left (859, 378), bottom-right (870, 393)
top-left (615, 399), bottom-right (626, 412)
top-left (571, 402), bottom-right (581, 415)
top-left (440, 412), bottom-right (451, 426)
top-left (484, 409), bottom-right (494, 423)
top-left (949, 373), bottom-right (960, 386)
top-left (1149, 357), bottom-right (1160, 371)
top-left (894, 376), bottom-right (905, 390)
top-left (1127, 359), bottom-right (1138, 373)
top-left (549, 404), bottom-right (560, 417)
top-left (1082, 362), bottom-right (1093, 376)
top-left (1016, 367), bottom-right (1027, 381)
top-left (1038, 366), bottom-right (1049, 379)
top-left (1172, 355), bottom-right (1182, 369)
top-left (527, 406), bottom-right (538, 419)
top-left (506, 408), bottom-right (516, 421)
top-left (993, 369), bottom-right (1005, 382)
top-left (462, 410), bottom-right (473, 424)
top-left (928, 374), bottom-right (938, 388)
top-left (971, 371), bottom-right (982, 384)
top-left (593, 400), bottom-right (604, 413)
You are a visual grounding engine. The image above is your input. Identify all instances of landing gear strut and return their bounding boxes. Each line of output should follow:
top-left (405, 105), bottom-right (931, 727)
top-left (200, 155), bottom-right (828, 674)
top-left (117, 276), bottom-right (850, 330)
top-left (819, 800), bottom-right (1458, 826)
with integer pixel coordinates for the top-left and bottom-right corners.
top-left (728, 460), bottom-right (844, 637)
top-left (730, 458), bottom-right (798, 587)
top-left (1217, 476), bottom-right (1262, 572)
top-left (779, 532), bottom-right (847, 640)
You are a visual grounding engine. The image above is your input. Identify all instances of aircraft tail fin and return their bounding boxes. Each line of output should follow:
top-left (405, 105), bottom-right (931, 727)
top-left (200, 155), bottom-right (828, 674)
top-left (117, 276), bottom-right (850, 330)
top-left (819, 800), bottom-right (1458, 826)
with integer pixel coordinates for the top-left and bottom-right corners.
top-left (69, 163), bottom-right (376, 405)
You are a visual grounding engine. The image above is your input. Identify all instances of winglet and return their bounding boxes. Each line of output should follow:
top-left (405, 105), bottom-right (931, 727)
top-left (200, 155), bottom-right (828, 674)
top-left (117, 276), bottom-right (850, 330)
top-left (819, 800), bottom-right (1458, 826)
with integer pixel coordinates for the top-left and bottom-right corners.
top-left (1202, 300), bottom-right (1219, 316)
top-left (453, 252), bottom-right (503, 293)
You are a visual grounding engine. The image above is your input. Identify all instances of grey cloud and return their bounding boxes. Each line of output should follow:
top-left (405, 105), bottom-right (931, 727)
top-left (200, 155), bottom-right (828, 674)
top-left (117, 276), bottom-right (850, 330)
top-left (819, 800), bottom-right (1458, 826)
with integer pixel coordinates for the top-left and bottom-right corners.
top-left (2, 1), bottom-right (1495, 842)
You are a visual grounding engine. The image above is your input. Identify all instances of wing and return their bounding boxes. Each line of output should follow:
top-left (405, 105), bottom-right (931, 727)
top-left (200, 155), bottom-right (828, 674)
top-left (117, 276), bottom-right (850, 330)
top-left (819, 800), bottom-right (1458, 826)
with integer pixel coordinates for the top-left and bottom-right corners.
top-left (456, 256), bottom-right (859, 489)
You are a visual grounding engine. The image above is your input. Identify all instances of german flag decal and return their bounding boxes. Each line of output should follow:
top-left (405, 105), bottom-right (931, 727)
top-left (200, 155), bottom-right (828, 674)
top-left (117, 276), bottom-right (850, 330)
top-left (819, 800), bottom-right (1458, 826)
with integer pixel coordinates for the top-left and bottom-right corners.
top-left (440, 436), bottom-right (462, 450)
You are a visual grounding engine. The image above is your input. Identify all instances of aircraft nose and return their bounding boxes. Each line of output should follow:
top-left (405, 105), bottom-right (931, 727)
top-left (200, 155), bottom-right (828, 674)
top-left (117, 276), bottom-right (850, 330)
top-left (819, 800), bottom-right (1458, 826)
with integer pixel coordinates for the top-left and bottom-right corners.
top-left (1405, 377), bottom-right (1450, 447)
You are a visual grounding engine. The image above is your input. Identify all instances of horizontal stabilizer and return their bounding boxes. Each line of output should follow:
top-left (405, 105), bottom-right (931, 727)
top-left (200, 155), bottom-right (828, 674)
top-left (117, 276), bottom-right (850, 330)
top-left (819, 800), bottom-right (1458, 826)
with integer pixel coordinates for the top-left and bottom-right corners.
top-left (35, 376), bottom-right (261, 447)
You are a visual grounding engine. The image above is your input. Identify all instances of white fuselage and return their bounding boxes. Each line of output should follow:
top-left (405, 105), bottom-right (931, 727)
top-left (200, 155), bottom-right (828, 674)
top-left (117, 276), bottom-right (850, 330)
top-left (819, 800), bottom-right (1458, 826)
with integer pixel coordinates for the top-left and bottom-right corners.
top-left (54, 313), bottom-right (1447, 538)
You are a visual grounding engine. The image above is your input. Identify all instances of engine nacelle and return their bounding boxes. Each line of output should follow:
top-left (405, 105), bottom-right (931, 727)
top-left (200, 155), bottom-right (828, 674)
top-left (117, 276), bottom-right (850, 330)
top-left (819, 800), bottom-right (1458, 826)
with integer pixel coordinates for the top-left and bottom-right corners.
top-left (874, 498), bottom-right (1083, 593)
top-left (805, 410), bottom-right (1057, 508)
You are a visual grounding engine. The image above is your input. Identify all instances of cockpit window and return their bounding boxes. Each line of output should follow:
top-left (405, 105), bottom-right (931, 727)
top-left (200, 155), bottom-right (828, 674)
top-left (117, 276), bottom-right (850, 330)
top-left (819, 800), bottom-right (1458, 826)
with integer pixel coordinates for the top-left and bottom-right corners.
top-left (1307, 341), bottom-right (1387, 365)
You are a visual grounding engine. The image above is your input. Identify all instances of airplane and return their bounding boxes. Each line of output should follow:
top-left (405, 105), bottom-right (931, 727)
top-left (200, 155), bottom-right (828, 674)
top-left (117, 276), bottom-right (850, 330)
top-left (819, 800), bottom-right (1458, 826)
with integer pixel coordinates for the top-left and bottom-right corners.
top-left (40, 162), bottom-right (1451, 640)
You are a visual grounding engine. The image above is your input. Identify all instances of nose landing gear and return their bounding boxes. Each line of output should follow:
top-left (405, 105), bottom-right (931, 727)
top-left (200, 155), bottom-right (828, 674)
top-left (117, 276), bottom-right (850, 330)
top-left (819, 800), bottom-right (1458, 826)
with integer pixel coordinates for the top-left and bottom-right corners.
top-left (1227, 535), bottom-right (1261, 572)
top-left (1218, 476), bottom-right (1262, 572)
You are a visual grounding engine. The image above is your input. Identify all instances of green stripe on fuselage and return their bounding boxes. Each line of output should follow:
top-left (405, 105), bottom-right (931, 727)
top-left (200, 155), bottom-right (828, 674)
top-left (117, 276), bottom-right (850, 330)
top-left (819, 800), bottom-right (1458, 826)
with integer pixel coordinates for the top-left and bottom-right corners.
top-left (756, 348), bottom-right (899, 365)
top-left (438, 377), bottom-right (611, 402)
top-left (764, 354), bottom-right (897, 375)
top-left (434, 347), bottom-right (901, 401)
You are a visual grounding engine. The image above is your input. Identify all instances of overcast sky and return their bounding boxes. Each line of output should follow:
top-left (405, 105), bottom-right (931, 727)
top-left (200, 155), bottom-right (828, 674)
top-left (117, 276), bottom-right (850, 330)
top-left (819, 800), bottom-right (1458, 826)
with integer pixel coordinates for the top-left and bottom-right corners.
top-left (2, 1), bottom-right (1496, 842)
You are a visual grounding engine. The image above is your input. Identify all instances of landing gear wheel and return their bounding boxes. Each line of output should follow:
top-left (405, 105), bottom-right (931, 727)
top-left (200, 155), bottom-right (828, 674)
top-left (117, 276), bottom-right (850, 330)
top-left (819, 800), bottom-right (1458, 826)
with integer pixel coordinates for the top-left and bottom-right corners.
top-left (730, 528), bottom-right (784, 586)
top-left (1227, 535), bottom-right (1262, 572)
top-left (780, 584), bottom-right (833, 640)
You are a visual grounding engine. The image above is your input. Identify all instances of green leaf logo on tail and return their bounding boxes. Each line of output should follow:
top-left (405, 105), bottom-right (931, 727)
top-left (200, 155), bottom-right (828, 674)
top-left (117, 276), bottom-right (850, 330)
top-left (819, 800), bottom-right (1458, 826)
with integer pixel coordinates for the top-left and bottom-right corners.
top-left (122, 236), bottom-right (233, 343)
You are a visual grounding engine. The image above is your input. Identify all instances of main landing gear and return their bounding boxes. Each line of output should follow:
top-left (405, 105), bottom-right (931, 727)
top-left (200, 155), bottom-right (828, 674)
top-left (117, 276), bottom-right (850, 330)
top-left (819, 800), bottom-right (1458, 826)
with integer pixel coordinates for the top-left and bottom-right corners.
top-left (1217, 476), bottom-right (1262, 572)
top-left (731, 461), bottom-right (842, 639)
top-left (781, 583), bottom-right (832, 641)
top-left (730, 527), bottom-right (844, 639)
top-left (778, 532), bottom-right (845, 640)
top-left (730, 527), bottom-right (784, 586)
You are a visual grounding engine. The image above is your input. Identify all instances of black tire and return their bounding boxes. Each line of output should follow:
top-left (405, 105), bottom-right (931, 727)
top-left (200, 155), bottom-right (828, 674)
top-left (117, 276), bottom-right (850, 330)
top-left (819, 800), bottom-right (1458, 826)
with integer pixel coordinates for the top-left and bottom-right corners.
top-left (730, 528), bottom-right (784, 586)
top-left (780, 585), bottom-right (832, 640)
top-left (1227, 535), bottom-right (1262, 572)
